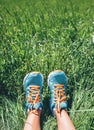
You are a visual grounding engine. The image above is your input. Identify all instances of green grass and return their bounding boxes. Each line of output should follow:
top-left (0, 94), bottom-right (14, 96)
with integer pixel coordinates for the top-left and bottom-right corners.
top-left (0, 0), bottom-right (94, 129)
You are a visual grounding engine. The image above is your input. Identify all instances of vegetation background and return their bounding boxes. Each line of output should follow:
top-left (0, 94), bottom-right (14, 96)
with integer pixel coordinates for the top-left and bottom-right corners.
top-left (0, 0), bottom-right (94, 129)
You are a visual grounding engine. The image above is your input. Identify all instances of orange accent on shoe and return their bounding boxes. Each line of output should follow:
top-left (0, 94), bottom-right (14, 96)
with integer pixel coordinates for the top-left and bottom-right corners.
top-left (31, 72), bottom-right (41, 74)
top-left (53, 70), bottom-right (63, 72)
top-left (54, 84), bottom-right (66, 113)
top-left (26, 86), bottom-right (41, 112)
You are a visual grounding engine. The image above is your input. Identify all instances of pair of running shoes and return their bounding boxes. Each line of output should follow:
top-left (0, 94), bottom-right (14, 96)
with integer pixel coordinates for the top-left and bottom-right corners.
top-left (23, 70), bottom-right (68, 116)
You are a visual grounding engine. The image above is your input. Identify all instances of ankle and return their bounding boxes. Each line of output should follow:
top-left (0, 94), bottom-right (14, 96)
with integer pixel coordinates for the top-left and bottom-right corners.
top-left (28, 109), bottom-right (42, 117)
top-left (54, 109), bottom-right (67, 118)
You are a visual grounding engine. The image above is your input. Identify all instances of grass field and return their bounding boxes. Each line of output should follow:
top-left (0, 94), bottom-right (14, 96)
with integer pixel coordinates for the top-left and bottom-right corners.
top-left (0, 0), bottom-right (94, 130)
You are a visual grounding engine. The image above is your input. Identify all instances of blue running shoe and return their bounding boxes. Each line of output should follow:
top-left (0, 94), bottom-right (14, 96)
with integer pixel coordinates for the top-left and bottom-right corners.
top-left (48, 70), bottom-right (68, 115)
top-left (23, 72), bottom-right (43, 112)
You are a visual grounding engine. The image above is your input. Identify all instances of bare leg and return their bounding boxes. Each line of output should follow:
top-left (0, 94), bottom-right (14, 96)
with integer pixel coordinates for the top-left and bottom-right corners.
top-left (24, 110), bottom-right (41, 130)
top-left (55, 109), bottom-right (76, 130)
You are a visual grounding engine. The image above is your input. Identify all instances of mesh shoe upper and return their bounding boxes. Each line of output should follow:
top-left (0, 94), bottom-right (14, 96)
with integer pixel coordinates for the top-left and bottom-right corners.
top-left (23, 72), bottom-right (43, 112)
top-left (48, 70), bottom-right (68, 115)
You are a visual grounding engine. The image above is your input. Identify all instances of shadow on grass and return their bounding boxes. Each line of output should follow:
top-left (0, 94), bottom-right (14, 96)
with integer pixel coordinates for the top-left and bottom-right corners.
top-left (67, 85), bottom-right (74, 114)
top-left (40, 95), bottom-right (51, 130)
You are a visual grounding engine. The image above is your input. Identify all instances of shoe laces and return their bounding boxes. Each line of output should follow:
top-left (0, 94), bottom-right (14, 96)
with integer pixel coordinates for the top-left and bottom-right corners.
top-left (54, 84), bottom-right (66, 113)
top-left (27, 86), bottom-right (41, 115)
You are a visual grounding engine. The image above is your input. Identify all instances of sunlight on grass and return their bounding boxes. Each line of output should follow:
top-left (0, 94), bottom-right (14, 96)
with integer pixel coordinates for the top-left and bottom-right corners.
top-left (0, 0), bottom-right (94, 130)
